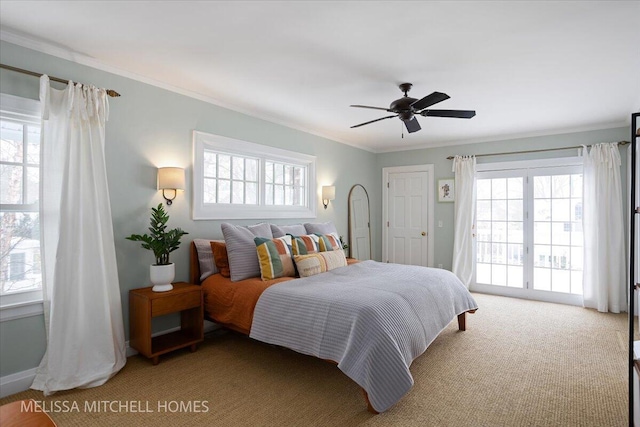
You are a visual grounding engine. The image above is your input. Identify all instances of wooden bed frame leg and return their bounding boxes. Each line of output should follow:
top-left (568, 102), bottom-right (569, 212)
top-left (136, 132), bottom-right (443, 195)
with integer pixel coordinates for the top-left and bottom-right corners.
top-left (361, 388), bottom-right (379, 414)
top-left (457, 309), bottom-right (477, 331)
top-left (457, 312), bottom-right (467, 331)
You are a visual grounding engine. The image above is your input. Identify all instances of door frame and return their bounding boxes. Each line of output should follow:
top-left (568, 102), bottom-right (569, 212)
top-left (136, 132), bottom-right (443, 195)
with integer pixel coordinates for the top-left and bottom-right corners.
top-left (382, 164), bottom-right (435, 266)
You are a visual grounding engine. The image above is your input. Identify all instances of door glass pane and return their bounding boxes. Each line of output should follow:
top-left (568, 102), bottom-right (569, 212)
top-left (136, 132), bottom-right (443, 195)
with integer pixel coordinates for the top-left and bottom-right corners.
top-left (477, 180), bottom-right (491, 199)
top-left (492, 179), bottom-right (506, 199)
top-left (477, 200), bottom-right (491, 220)
top-left (533, 268), bottom-right (551, 291)
top-left (476, 263), bottom-right (491, 283)
top-left (507, 177), bottom-right (523, 199)
top-left (534, 176), bottom-right (550, 198)
top-left (507, 266), bottom-right (523, 287)
top-left (507, 222), bottom-right (523, 243)
top-left (475, 176), bottom-right (524, 289)
top-left (532, 173), bottom-right (583, 294)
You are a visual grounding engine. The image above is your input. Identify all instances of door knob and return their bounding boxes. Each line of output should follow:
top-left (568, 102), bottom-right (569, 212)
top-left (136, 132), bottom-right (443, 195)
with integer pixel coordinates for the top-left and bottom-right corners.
top-left (421, 231), bottom-right (426, 236)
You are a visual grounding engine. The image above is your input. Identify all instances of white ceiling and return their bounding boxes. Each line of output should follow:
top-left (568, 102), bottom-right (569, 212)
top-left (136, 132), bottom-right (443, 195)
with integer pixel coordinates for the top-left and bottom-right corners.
top-left (1, 1), bottom-right (639, 153)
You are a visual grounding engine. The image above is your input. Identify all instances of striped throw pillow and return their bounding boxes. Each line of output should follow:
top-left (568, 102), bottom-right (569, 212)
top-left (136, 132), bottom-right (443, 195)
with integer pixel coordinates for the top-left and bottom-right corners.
top-left (293, 250), bottom-right (347, 277)
top-left (289, 234), bottom-right (320, 255)
top-left (316, 233), bottom-right (341, 252)
top-left (255, 236), bottom-right (296, 281)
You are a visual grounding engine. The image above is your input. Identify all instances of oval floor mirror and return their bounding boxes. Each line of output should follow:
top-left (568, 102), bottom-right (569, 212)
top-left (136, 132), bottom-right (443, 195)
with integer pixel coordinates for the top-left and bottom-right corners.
top-left (348, 184), bottom-right (371, 260)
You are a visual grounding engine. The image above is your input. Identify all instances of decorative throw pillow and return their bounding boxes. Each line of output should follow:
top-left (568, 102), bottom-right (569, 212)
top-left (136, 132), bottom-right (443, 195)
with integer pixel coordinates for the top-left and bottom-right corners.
top-left (289, 234), bottom-right (320, 255)
top-left (304, 221), bottom-right (338, 235)
top-left (210, 241), bottom-right (231, 278)
top-left (254, 236), bottom-right (295, 281)
top-left (193, 239), bottom-right (222, 281)
top-left (221, 222), bottom-right (273, 282)
top-left (270, 224), bottom-right (307, 238)
top-left (316, 233), bottom-right (341, 252)
top-left (293, 250), bottom-right (348, 277)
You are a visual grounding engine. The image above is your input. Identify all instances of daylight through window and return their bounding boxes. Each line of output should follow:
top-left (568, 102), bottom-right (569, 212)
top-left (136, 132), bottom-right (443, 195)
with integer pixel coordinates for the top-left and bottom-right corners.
top-left (474, 160), bottom-right (584, 302)
top-left (193, 131), bottom-right (316, 220)
top-left (1, 100), bottom-right (42, 300)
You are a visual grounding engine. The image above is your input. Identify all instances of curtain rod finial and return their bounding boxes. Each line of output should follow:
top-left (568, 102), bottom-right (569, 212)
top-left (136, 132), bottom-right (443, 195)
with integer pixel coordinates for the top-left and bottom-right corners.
top-left (105, 89), bottom-right (121, 98)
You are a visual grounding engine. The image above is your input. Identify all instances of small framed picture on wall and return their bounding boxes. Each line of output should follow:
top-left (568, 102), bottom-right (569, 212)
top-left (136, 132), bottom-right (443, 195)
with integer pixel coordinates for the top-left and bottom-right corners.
top-left (438, 179), bottom-right (455, 202)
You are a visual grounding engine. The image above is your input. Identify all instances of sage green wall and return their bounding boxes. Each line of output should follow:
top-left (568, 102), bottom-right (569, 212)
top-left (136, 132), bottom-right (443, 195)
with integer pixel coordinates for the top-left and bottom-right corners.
top-left (375, 127), bottom-right (630, 270)
top-left (0, 41), bottom-right (378, 377)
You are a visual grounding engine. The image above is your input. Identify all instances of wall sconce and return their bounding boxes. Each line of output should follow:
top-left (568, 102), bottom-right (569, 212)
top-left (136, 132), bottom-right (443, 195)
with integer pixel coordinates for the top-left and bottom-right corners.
top-left (157, 167), bottom-right (185, 205)
top-left (322, 185), bottom-right (335, 210)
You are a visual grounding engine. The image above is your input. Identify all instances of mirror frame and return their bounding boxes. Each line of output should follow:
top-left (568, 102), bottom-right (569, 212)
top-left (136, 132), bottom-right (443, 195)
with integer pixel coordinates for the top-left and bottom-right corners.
top-left (348, 184), bottom-right (372, 260)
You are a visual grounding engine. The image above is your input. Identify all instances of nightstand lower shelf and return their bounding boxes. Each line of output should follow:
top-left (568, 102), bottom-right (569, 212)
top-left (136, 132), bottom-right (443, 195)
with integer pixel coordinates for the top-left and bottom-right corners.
top-left (151, 330), bottom-right (201, 356)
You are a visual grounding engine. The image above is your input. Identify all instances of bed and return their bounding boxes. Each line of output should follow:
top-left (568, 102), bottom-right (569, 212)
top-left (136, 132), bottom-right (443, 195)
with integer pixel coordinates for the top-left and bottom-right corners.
top-left (189, 240), bottom-right (478, 413)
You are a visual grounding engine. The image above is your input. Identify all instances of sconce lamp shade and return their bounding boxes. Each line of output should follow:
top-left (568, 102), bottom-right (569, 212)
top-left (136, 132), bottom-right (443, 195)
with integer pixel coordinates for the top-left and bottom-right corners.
top-left (322, 185), bottom-right (335, 209)
top-left (322, 185), bottom-right (336, 201)
top-left (157, 167), bottom-right (185, 190)
top-left (157, 167), bottom-right (185, 205)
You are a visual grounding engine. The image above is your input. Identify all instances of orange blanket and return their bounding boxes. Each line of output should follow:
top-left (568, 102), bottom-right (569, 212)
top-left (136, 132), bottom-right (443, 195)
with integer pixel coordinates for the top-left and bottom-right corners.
top-left (201, 274), bottom-right (294, 335)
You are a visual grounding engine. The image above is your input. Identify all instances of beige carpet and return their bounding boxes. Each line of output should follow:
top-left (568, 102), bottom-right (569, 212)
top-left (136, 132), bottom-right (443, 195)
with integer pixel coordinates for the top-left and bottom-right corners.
top-left (0, 293), bottom-right (631, 426)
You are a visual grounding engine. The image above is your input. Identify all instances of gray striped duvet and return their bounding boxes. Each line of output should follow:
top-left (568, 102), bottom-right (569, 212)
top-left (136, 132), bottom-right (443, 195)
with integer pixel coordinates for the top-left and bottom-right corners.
top-left (249, 260), bottom-right (478, 412)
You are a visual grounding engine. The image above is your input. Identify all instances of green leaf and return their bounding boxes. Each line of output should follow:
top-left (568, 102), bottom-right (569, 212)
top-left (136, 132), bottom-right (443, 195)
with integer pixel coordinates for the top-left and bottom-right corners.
top-left (125, 203), bottom-right (189, 265)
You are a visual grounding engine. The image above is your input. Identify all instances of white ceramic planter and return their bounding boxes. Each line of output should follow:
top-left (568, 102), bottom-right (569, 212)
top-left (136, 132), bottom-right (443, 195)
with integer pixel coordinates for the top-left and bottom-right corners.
top-left (150, 263), bottom-right (175, 292)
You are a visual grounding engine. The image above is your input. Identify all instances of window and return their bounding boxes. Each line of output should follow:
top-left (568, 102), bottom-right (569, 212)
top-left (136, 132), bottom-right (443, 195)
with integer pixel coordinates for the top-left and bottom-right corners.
top-left (474, 157), bottom-right (583, 304)
top-left (0, 94), bottom-right (43, 316)
top-left (193, 131), bottom-right (316, 219)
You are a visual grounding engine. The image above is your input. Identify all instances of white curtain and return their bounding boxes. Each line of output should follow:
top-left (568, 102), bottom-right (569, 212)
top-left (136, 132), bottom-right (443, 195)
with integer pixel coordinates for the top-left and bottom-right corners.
top-left (452, 155), bottom-right (476, 288)
top-left (582, 143), bottom-right (626, 313)
top-left (31, 76), bottom-right (126, 395)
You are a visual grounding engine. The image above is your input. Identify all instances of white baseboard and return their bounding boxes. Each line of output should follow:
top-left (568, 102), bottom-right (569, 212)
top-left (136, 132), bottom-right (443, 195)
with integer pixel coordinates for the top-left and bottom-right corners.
top-left (0, 367), bottom-right (37, 399)
top-left (1, 321), bottom-right (220, 398)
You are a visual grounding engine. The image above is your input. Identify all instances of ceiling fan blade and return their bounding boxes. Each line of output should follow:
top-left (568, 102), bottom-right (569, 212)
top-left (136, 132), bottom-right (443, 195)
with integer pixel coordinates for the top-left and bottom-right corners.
top-left (410, 92), bottom-right (450, 111)
top-left (351, 115), bottom-right (398, 129)
top-left (404, 117), bottom-right (421, 133)
top-left (350, 104), bottom-right (393, 112)
top-left (421, 109), bottom-right (476, 119)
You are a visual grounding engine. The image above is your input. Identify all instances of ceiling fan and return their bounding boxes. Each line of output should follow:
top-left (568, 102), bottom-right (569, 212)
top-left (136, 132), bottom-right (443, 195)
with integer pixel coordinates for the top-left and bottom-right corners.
top-left (350, 83), bottom-right (476, 134)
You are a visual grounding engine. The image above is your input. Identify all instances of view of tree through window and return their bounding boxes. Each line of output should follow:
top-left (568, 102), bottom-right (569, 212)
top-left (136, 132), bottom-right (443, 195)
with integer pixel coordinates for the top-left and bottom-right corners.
top-left (0, 119), bottom-right (42, 295)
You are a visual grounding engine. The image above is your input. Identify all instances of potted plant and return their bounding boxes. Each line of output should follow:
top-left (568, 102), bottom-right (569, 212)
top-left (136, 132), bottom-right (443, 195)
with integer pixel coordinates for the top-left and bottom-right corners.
top-left (126, 203), bottom-right (188, 292)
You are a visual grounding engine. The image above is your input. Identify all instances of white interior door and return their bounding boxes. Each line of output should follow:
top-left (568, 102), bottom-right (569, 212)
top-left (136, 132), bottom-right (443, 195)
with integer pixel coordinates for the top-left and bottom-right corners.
top-left (383, 166), bottom-right (433, 266)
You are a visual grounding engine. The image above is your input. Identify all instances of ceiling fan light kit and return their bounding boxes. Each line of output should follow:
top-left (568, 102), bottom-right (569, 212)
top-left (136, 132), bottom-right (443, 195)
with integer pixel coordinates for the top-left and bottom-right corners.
top-left (350, 83), bottom-right (476, 134)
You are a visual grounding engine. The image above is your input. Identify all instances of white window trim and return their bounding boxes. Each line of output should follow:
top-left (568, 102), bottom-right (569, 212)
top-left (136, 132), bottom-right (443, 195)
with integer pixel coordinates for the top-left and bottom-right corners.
top-left (472, 156), bottom-right (584, 305)
top-left (192, 131), bottom-right (317, 220)
top-left (0, 94), bottom-right (44, 321)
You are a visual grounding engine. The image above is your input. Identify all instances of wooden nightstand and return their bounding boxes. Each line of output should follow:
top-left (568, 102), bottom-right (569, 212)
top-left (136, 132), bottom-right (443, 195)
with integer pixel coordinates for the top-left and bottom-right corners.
top-left (129, 282), bottom-right (204, 365)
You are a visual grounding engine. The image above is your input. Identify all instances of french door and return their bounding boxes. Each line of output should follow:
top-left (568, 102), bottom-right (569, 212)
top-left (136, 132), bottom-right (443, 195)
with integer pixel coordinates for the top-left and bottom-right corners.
top-left (473, 162), bottom-right (584, 305)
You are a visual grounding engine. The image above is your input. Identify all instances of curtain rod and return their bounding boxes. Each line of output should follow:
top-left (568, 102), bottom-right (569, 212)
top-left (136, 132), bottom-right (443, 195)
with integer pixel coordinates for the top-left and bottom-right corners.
top-left (446, 140), bottom-right (630, 160)
top-left (0, 63), bottom-right (121, 98)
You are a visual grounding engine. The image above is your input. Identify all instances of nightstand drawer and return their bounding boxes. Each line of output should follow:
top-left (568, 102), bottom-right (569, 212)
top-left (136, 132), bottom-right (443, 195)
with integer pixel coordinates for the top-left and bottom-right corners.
top-left (152, 290), bottom-right (200, 316)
